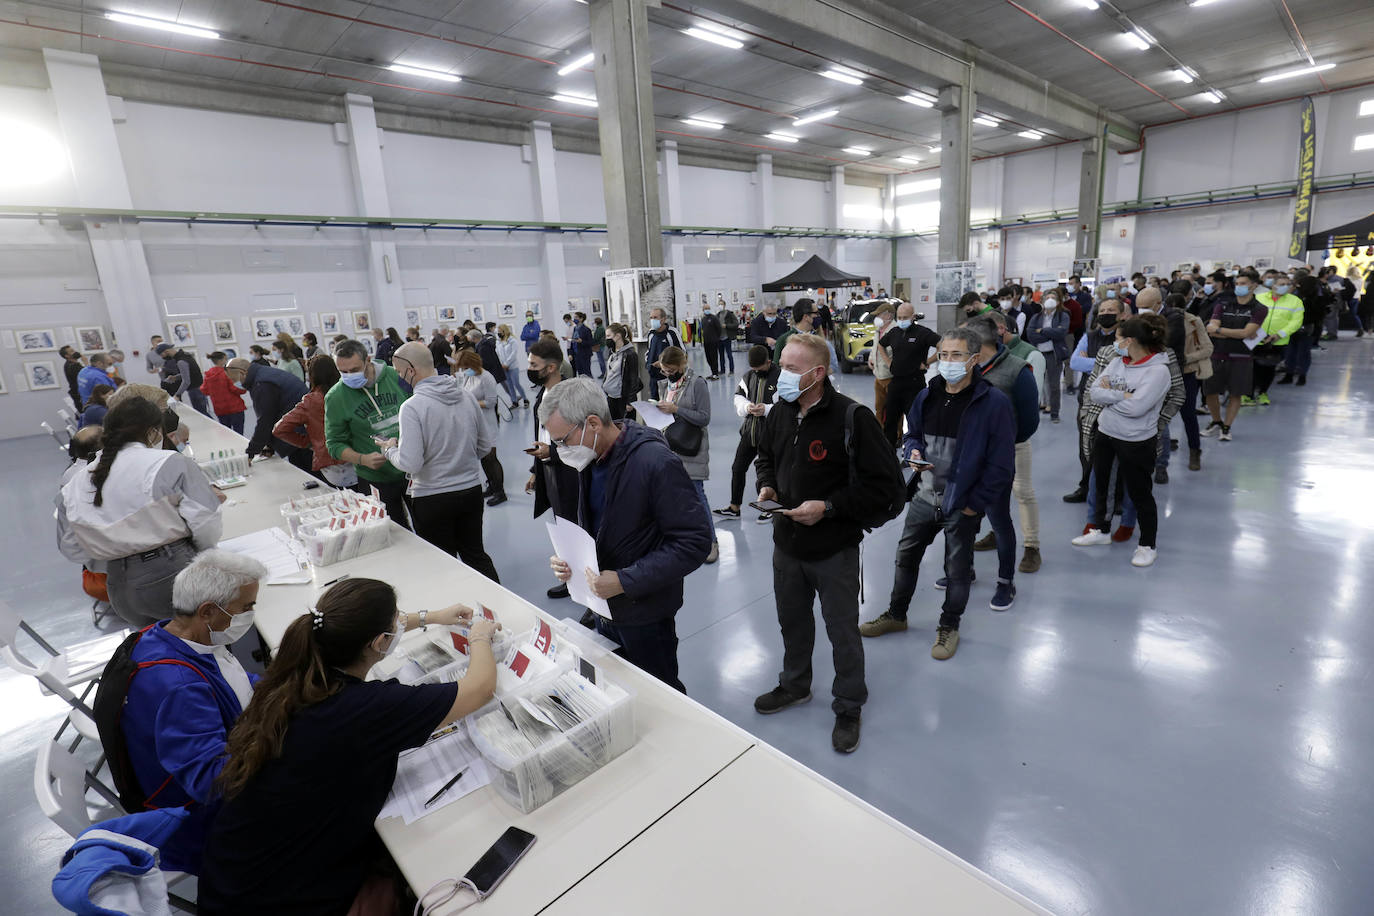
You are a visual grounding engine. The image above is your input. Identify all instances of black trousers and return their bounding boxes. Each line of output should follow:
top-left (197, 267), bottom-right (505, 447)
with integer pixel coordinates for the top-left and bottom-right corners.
top-left (729, 437), bottom-right (759, 507)
top-left (704, 339), bottom-right (721, 375)
top-left (368, 477), bottom-right (412, 530)
top-left (608, 396), bottom-right (627, 421)
top-left (480, 448), bottom-right (505, 497)
top-left (1091, 431), bottom-right (1158, 548)
top-left (407, 485), bottom-right (500, 582)
top-left (773, 546), bottom-right (866, 716)
top-left (882, 376), bottom-right (922, 446)
top-left (594, 616), bottom-right (684, 693)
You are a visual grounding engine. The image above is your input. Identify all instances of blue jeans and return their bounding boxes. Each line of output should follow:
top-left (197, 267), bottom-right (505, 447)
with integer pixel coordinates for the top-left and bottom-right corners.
top-left (692, 480), bottom-right (715, 536)
top-left (888, 498), bottom-right (981, 629)
top-left (1283, 328), bottom-right (1313, 376)
top-left (984, 484), bottom-right (1017, 583)
top-left (217, 412), bottom-right (245, 434)
top-left (1155, 422), bottom-right (1172, 469)
top-left (595, 347), bottom-right (607, 377)
top-left (187, 387), bottom-right (211, 416)
top-left (718, 340), bottom-right (734, 372)
top-left (1086, 465), bottom-right (1137, 527)
top-left (502, 370), bottom-right (525, 404)
top-left (594, 616), bottom-right (684, 692)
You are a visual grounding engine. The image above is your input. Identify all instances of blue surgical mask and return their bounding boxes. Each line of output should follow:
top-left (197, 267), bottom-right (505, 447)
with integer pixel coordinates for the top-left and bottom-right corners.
top-left (462, 368), bottom-right (476, 377)
top-left (1105, 290), bottom-right (1117, 299)
top-left (1274, 285), bottom-right (1289, 296)
top-left (775, 367), bottom-right (817, 403)
top-left (1263, 278), bottom-right (1274, 288)
top-left (650, 318), bottom-right (662, 331)
top-left (1234, 284), bottom-right (1251, 297)
top-left (895, 319), bottom-right (913, 330)
top-left (340, 371), bottom-right (367, 389)
top-left (1203, 283), bottom-right (1215, 295)
top-left (1114, 342), bottom-right (1130, 357)
top-left (937, 359), bottom-right (968, 384)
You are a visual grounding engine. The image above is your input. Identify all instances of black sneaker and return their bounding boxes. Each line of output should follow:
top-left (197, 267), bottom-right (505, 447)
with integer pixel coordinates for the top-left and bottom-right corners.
top-left (754, 687), bottom-right (812, 715)
top-left (578, 609), bottom-right (597, 630)
top-left (832, 713), bottom-right (861, 754)
top-left (1062, 486), bottom-right (1088, 503)
top-left (486, 492), bottom-right (508, 506)
top-left (756, 511), bottom-right (773, 524)
top-left (990, 581), bottom-right (1016, 611)
top-left (1154, 467), bottom-right (1168, 485)
top-left (713, 506), bottom-right (741, 518)
top-left (934, 571), bottom-right (974, 591)
top-left (547, 582), bottom-right (570, 599)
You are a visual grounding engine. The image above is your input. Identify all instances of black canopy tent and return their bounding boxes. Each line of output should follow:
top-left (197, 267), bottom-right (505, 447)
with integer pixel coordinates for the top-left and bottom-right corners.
top-left (762, 255), bottom-right (870, 292)
top-left (1307, 212), bottom-right (1374, 254)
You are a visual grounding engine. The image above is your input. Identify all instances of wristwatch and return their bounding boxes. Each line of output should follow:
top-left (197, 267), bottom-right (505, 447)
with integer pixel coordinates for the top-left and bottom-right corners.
top-left (417, 610), bottom-right (428, 627)
top-left (823, 500), bottom-right (836, 519)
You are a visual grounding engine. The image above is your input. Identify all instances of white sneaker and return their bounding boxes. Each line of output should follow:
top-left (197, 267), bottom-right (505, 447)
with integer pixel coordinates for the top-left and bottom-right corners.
top-left (1131, 546), bottom-right (1157, 567)
top-left (1072, 530), bottom-right (1113, 547)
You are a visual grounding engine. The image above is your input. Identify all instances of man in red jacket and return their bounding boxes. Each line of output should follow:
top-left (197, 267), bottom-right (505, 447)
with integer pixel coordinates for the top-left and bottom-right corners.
top-left (202, 352), bottom-right (247, 434)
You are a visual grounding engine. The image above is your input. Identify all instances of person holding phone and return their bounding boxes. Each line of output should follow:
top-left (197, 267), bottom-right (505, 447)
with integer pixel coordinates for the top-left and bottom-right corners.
top-left (714, 345), bottom-right (780, 522)
top-left (199, 578), bottom-right (499, 915)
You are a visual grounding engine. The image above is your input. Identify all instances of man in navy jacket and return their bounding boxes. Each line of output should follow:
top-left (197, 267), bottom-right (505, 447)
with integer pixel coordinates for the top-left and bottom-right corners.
top-left (861, 327), bottom-right (1015, 661)
top-left (115, 549), bottom-right (267, 874)
top-left (226, 357), bottom-right (308, 458)
top-left (542, 378), bottom-right (712, 691)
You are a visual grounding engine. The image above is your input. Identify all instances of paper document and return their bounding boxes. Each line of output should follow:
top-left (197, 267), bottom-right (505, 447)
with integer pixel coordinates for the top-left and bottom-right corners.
top-left (630, 400), bottom-right (674, 431)
top-left (378, 728), bottom-right (491, 825)
top-left (218, 528), bottom-right (312, 584)
top-left (546, 516), bottom-right (612, 618)
top-left (1243, 332), bottom-right (1263, 351)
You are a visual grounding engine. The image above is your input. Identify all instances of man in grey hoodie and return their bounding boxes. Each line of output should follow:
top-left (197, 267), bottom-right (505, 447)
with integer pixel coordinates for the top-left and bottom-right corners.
top-left (380, 342), bottom-right (500, 582)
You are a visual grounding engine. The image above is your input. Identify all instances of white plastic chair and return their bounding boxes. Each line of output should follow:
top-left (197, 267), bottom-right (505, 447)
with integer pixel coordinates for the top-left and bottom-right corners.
top-left (42, 421), bottom-right (71, 451)
top-left (57, 407), bottom-right (78, 437)
top-left (34, 740), bottom-right (122, 839)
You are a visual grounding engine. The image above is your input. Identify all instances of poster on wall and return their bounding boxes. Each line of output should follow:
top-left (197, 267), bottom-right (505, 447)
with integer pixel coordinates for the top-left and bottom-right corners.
top-left (1253, 256), bottom-right (1274, 270)
top-left (590, 298), bottom-right (602, 315)
top-left (892, 278), bottom-right (912, 301)
top-left (934, 261), bottom-right (978, 304)
top-left (319, 312), bottom-right (340, 336)
top-left (404, 308), bottom-right (421, 328)
top-left (605, 267), bottom-right (676, 341)
top-left (24, 360), bottom-right (59, 390)
top-left (211, 320), bottom-right (236, 345)
top-left (497, 302), bottom-right (517, 319)
top-left (746, 287), bottom-right (757, 300)
top-left (469, 305), bottom-right (485, 324)
top-left (166, 321), bottom-right (196, 348)
top-left (1139, 264), bottom-right (1159, 276)
top-left (568, 298), bottom-right (585, 314)
top-left (730, 290), bottom-right (740, 304)
top-left (436, 306), bottom-right (457, 323)
top-left (220, 347), bottom-right (239, 359)
top-left (75, 327), bottom-right (108, 352)
top-left (351, 311), bottom-right (372, 334)
top-left (684, 291), bottom-right (694, 307)
top-left (287, 315), bottom-right (307, 338)
top-left (525, 300), bottom-right (542, 318)
top-left (1071, 259), bottom-right (1100, 282)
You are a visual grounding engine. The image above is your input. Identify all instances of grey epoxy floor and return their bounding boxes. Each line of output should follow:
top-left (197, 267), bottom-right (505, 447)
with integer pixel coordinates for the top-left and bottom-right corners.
top-left (5, 339), bottom-right (1374, 914)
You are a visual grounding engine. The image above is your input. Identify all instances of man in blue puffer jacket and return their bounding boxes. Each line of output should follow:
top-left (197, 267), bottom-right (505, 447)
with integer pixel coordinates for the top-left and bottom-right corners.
top-left (541, 378), bottom-right (712, 692)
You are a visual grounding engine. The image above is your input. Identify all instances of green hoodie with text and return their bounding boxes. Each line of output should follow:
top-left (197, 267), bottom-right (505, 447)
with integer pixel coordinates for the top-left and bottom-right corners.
top-left (323, 362), bottom-right (409, 484)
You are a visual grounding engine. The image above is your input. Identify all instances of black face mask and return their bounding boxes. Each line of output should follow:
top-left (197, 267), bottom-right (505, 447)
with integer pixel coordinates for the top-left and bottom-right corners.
top-left (666, 371), bottom-right (684, 383)
top-left (1097, 314), bottom-right (1118, 329)
top-left (527, 367), bottom-right (547, 386)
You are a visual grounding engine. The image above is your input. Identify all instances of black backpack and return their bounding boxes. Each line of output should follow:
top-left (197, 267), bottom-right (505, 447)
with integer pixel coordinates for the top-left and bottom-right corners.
top-left (842, 400), bottom-right (906, 532)
top-left (93, 626), bottom-right (209, 812)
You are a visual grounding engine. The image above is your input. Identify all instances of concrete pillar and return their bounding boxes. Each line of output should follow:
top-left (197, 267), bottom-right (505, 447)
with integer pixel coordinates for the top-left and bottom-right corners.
top-left (43, 49), bottom-right (162, 379)
top-left (1075, 134), bottom-right (1104, 261)
top-left (936, 82), bottom-right (973, 330)
top-left (530, 121), bottom-right (570, 316)
top-left (342, 94), bottom-right (405, 332)
top-left (830, 165), bottom-right (846, 270)
top-left (756, 154), bottom-right (776, 304)
top-left (588, 0), bottom-right (663, 269)
top-left (660, 140), bottom-right (687, 316)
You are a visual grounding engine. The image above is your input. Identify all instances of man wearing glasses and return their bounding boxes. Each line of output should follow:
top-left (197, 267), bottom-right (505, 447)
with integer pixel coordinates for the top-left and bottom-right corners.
top-left (860, 327), bottom-right (1015, 661)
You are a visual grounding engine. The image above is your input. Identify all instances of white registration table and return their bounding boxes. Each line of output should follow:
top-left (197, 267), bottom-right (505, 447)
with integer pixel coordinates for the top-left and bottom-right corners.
top-left (178, 407), bottom-right (1047, 916)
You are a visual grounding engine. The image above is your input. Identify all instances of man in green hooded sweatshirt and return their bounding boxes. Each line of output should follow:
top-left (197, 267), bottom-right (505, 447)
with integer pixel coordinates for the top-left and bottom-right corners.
top-left (324, 338), bottom-right (412, 527)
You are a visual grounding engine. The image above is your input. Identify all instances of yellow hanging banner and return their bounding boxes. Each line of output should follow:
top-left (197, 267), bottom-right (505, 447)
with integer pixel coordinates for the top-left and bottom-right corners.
top-left (1288, 96), bottom-right (1316, 261)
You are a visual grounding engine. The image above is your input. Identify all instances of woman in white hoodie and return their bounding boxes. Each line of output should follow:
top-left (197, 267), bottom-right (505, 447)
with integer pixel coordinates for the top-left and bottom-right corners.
top-left (1071, 313), bottom-right (1170, 568)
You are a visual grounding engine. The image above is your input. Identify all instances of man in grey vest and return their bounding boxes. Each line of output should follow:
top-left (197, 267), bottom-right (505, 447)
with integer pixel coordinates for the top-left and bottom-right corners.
top-left (966, 317), bottom-right (1041, 610)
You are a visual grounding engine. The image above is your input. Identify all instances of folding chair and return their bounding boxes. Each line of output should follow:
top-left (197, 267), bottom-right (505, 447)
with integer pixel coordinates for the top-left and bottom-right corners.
top-left (57, 407), bottom-right (79, 437)
top-left (42, 421), bottom-right (71, 451)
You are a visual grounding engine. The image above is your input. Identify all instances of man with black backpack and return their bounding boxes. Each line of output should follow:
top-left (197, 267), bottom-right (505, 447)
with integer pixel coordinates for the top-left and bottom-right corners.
top-left (93, 549), bottom-right (268, 875)
top-left (859, 327), bottom-right (1015, 662)
top-left (752, 333), bottom-right (904, 755)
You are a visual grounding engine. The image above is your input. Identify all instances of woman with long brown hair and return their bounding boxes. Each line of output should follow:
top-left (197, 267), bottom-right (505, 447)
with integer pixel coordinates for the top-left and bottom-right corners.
top-left (199, 578), bottom-right (499, 914)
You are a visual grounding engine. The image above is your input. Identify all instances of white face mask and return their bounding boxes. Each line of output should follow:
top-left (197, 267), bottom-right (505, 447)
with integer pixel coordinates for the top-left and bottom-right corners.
top-left (209, 603), bottom-right (255, 646)
top-left (556, 424), bottom-right (599, 472)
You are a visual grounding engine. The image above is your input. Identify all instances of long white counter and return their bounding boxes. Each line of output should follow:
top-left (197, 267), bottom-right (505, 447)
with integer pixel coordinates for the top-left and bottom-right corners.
top-left (177, 406), bottom-right (1049, 916)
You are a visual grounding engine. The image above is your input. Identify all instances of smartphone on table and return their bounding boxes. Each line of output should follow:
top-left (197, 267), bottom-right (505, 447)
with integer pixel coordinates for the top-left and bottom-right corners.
top-left (462, 827), bottom-right (536, 898)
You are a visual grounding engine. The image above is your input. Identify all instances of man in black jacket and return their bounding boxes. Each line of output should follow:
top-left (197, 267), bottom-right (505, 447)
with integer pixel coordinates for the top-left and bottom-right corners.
top-left (879, 302), bottom-right (941, 446)
top-left (544, 378), bottom-right (712, 692)
top-left (752, 333), bottom-right (903, 754)
top-left (428, 329), bottom-right (452, 376)
top-left (526, 338), bottom-right (580, 600)
top-left (746, 302), bottom-right (786, 350)
top-left (699, 304), bottom-right (723, 380)
top-left (713, 345), bottom-right (780, 521)
top-left (478, 323), bottom-right (507, 384)
top-left (225, 358), bottom-right (308, 460)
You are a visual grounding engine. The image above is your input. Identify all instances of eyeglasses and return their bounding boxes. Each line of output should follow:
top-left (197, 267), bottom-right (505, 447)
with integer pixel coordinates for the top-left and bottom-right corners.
top-left (936, 351), bottom-right (970, 361)
top-left (550, 423), bottom-right (586, 447)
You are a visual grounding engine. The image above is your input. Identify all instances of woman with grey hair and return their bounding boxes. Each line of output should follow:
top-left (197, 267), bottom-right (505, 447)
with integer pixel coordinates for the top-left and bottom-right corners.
top-left (105, 548), bottom-right (267, 874)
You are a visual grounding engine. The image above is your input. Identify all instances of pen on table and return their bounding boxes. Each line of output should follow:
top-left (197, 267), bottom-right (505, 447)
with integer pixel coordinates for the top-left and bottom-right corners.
top-left (425, 766), bottom-right (469, 808)
top-left (320, 573), bottom-right (350, 588)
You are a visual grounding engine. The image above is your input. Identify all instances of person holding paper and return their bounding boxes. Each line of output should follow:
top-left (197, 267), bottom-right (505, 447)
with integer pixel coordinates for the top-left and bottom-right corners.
top-left (324, 340), bottom-right (412, 526)
top-left (1203, 267), bottom-right (1267, 442)
top-left (528, 338), bottom-right (582, 600)
top-left (655, 346), bottom-right (717, 564)
top-left (541, 378), bottom-right (712, 692)
top-left (714, 345), bottom-right (780, 522)
top-left (201, 579), bottom-right (498, 915)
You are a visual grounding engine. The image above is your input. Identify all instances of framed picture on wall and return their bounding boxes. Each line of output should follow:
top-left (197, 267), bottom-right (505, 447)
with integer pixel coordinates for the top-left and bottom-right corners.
top-left (684, 291), bottom-right (695, 306)
top-left (24, 360), bottom-right (59, 390)
top-left (699, 293), bottom-right (708, 306)
top-left (358, 335), bottom-right (374, 356)
top-left (568, 298), bottom-right (584, 312)
top-left (75, 326), bottom-right (108, 352)
top-left (498, 302), bottom-right (516, 318)
top-left (352, 311), bottom-right (372, 334)
top-left (437, 306), bottom-right (457, 323)
top-left (319, 312), bottom-right (341, 335)
top-left (404, 308), bottom-right (421, 328)
top-left (211, 319), bottom-right (237, 345)
top-left (1139, 264), bottom-right (1158, 276)
top-left (221, 347), bottom-right (239, 359)
top-left (1254, 256), bottom-right (1274, 270)
top-left (712, 290), bottom-right (725, 306)
top-left (252, 317), bottom-right (275, 341)
top-left (746, 288), bottom-right (757, 299)
top-left (287, 315), bottom-right (307, 338)
top-left (590, 298), bottom-right (603, 314)
top-left (166, 321), bottom-right (195, 348)
top-left (470, 305), bottom-right (485, 324)
top-left (731, 289), bottom-right (740, 303)
top-left (525, 300), bottom-right (542, 318)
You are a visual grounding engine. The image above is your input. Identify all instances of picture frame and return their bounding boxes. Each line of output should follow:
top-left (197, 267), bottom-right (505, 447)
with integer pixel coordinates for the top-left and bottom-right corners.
top-left (525, 300), bottom-right (542, 318)
top-left (469, 305), bottom-right (485, 324)
top-left (437, 306), bottom-right (457, 323)
top-left (498, 302), bottom-right (516, 318)
top-left (590, 297), bottom-right (603, 314)
top-left (24, 360), bottom-right (59, 390)
top-left (731, 289), bottom-right (740, 303)
top-left (166, 321), bottom-right (196, 348)
top-left (220, 347), bottom-right (239, 359)
top-left (1139, 264), bottom-right (1159, 276)
top-left (568, 297), bottom-right (584, 312)
top-left (211, 319), bottom-right (237, 345)
top-left (358, 335), bottom-right (375, 356)
top-left (746, 288), bottom-right (757, 299)
top-left (319, 312), bottom-right (341, 335)
top-left (352, 310), bottom-right (372, 334)
top-left (17, 328), bottom-right (58, 353)
top-left (404, 308), bottom-right (421, 328)
top-left (685, 291), bottom-right (695, 306)
top-left (251, 317), bottom-right (276, 341)
top-left (287, 315), bottom-right (307, 338)
top-left (75, 326), bottom-right (108, 352)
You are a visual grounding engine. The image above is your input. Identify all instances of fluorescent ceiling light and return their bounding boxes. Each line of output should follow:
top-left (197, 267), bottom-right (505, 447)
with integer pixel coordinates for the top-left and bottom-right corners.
top-left (1172, 68), bottom-right (1195, 83)
top-left (842, 147), bottom-right (871, 156)
top-left (1198, 90), bottom-right (1224, 104)
top-left (553, 92), bottom-right (598, 108)
top-left (897, 155), bottom-right (921, 164)
top-left (105, 11), bottom-right (218, 39)
top-left (900, 92), bottom-right (936, 108)
top-left (793, 108), bottom-right (839, 126)
top-left (821, 67), bottom-right (865, 86)
top-left (1258, 63), bottom-right (1336, 83)
top-left (973, 116), bottom-right (1000, 127)
top-left (388, 63), bottom-right (461, 83)
top-left (1354, 133), bottom-right (1374, 151)
top-left (557, 52), bottom-right (594, 76)
top-left (1018, 130), bottom-right (1043, 140)
top-left (764, 132), bottom-right (799, 143)
top-left (1188, 0), bottom-right (1224, 6)
top-left (682, 25), bottom-right (744, 50)
top-left (1123, 30), bottom-right (1151, 50)
top-left (1359, 99), bottom-right (1374, 117)
top-left (1078, 0), bottom-right (1099, 8)
top-left (683, 117), bottom-right (725, 130)
top-left (895, 178), bottom-right (941, 196)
